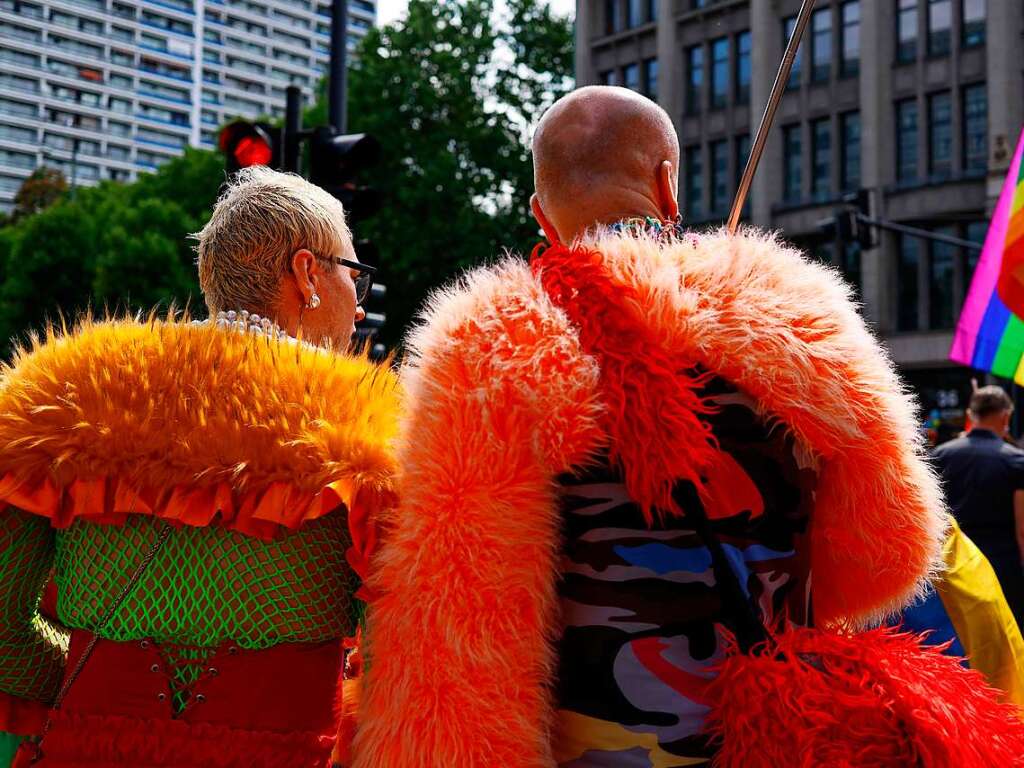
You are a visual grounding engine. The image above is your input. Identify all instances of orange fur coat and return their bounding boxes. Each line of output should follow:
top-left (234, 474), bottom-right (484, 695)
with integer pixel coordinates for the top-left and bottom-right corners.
top-left (354, 229), bottom-right (946, 767)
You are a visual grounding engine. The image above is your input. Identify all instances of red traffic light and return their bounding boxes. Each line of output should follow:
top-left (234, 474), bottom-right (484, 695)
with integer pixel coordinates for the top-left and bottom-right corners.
top-left (219, 121), bottom-right (278, 172)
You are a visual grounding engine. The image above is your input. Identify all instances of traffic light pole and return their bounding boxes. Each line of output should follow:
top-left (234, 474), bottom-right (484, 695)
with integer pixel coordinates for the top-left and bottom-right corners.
top-left (856, 214), bottom-right (983, 251)
top-left (284, 85), bottom-right (302, 173)
top-left (329, 0), bottom-right (348, 133)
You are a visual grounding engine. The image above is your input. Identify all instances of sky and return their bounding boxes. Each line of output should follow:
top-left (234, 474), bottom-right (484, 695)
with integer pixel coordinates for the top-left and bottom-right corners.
top-left (376, 0), bottom-right (575, 25)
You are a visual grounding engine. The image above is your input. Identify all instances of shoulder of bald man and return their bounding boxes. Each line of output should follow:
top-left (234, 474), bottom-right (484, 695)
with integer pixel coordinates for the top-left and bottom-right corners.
top-left (400, 256), bottom-right (605, 471)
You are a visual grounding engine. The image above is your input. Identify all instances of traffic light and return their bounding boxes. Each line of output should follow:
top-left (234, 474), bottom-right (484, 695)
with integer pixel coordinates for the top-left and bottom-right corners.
top-left (309, 127), bottom-right (381, 221)
top-left (843, 189), bottom-right (875, 250)
top-left (219, 121), bottom-right (281, 174)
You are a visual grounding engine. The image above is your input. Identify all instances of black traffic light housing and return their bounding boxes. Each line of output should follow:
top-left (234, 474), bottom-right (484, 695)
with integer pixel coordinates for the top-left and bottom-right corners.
top-left (218, 121), bottom-right (282, 174)
top-left (818, 190), bottom-right (875, 250)
top-left (309, 127), bottom-right (382, 222)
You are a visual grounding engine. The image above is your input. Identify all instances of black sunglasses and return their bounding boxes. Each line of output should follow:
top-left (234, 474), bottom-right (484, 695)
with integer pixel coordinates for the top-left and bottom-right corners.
top-left (320, 256), bottom-right (376, 304)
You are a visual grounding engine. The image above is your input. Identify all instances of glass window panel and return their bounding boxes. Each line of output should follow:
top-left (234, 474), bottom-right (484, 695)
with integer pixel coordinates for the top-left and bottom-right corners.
top-left (685, 145), bottom-right (703, 220)
top-left (811, 8), bottom-right (831, 82)
top-left (841, 2), bottom-right (859, 77)
top-left (897, 0), bottom-right (918, 62)
top-left (897, 98), bottom-right (919, 183)
top-left (962, 84), bottom-right (987, 174)
top-left (812, 117), bottom-right (831, 200)
top-left (710, 140), bottom-right (729, 215)
top-left (623, 63), bottom-right (640, 92)
top-left (711, 37), bottom-right (729, 108)
top-left (898, 234), bottom-right (920, 331)
top-left (841, 111), bottom-right (861, 191)
top-left (842, 242), bottom-right (861, 295)
top-left (928, 91), bottom-right (952, 178)
top-left (783, 16), bottom-right (803, 89)
top-left (600, 70), bottom-right (618, 86)
top-left (605, 0), bottom-right (621, 34)
top-left (627, 0), bottom-right (641, 27)
top-left (686, 45), bottom-right (703, 115)
top-left (735, 31), bottom-right (751, 104)
top-left (735, 133), bottom-right (751, 214)
top-left (928, 0), bottom-right (951, 56)
top-left (643, 58), bottom-right (658, 100)
top-left (783, 124), bottom-right (802, 203)
top-left (930, 227), bottom-right (956, 329)
top-left (962, 0), bottom-right (985, 47)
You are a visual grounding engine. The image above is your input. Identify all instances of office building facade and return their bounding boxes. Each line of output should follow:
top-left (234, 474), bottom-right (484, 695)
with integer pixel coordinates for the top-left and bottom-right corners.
top-left (577, 0), bottom-right (1024, 437)
top-left (0, 0), bottom-right (375, 211)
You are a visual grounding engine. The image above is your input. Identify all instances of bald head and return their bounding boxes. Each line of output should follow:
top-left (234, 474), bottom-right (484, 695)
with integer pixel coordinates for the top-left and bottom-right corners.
top-left (531, 86), bottom-right (680, 243)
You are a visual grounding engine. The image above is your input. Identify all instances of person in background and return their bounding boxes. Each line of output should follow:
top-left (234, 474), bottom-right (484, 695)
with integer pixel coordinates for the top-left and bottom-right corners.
top-left (932, 385), bottom-right (1024, 629)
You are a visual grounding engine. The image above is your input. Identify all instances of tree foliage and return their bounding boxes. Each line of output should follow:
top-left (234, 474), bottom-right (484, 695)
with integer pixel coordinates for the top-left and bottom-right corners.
top-left (310, 0), bottom-right (573, 345)
top-left (11, 167), bottom-right (68, 222)
top-left (0, 149), bottom-right (223, 348)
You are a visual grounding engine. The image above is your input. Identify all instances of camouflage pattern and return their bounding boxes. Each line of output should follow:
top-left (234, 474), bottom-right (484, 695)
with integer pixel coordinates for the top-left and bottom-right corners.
top-left (554, 374), bottom-right (817, 767)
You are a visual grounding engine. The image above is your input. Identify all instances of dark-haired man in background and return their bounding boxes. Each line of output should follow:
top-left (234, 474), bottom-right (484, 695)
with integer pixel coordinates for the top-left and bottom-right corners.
top-left (933, 385), bottom-right (1024, 628)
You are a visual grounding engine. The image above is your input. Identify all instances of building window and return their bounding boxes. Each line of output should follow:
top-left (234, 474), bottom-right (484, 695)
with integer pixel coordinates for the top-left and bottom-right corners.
top-left (710, 37), bottom-right (729, 109)
top-left (811, 8), bottom-right (831, 83)
top-left (735, 31), bottom-right (751, 104)
top-left (783, 16), bottom-right (803, 89)
top-left (686, 45), bottom-right (703, 115)
top-left (812, 117), bottom-right (831, 201)
top-left (930, 227), bottom-right (956, 329)
top-left (600, 69), bottom-right (618, 86)
top-left (962, 0), bottom-right (985, 48)
top-left (647, 0), bottom-right (657, 22)
top-left (710, 140), bottom-right (728, 216)
top-left (627, 0), bottom-right (641, 28)
top-left (735, 133), bottom-right (751, 213)
top-left (605, 0), bottom-right (621, 34)
top-left (962, 84), bottom-right (987, 175)
top-left (964, 221), bottom-right (987, 297)
top-left (643, 58), bottom-right (658, 100)
top-left (623, 63), bottom-right (640, 92)
top-left (927, 0), bottom-right (951, 56)
top-left (897, 234), bottom-right (920, 331)
top-left (783, 124), bottom-right (802, 203)
top-left (685, 145), bottom-right (703, 220)
top-left (840, 2), bottom-right (859, 77)
top-left (897, 0), bottom-right (918, 62)
top-left (841, 111), bottom-right (861, 192)
top-left (896, 98), bottom-right (919, 183)
top-left (928, 91), bottom-right (952, 179)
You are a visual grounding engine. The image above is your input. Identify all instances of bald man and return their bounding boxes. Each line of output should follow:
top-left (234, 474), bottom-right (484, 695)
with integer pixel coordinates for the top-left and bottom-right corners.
top-left (353, 88), bottom-right (943, 767)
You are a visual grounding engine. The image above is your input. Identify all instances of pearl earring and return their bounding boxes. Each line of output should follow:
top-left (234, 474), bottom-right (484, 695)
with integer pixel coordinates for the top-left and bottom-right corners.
top-left (308, 293), bottom-right (321, 310)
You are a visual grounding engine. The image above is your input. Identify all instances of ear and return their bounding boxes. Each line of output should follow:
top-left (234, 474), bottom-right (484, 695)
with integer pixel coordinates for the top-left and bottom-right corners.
top-left (656, 160), bottom-right (680, 221)
top-left (289, 248), bottom-right (320, 305)
top-left (531, 194), bottom-right (561, 245)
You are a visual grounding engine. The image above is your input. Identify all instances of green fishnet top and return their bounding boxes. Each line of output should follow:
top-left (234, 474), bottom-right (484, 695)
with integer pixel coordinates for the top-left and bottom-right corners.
top-left (0, 508), bottom-right (356, 711)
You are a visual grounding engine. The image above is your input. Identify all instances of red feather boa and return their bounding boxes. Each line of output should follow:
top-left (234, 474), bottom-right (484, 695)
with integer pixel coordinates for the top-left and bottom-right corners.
top-left (706, 626), bottom-right (1024, 767)
top-left (531, 240), bottom-right (718, 525)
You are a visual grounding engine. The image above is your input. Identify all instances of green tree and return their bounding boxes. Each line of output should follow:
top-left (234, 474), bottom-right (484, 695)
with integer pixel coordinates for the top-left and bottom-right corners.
top-left (0, 149), bottom-right (223, 348)
top-left (310, 0), bottom-right (573, 346)
top-left (12, 167), bottom-right (68, 222)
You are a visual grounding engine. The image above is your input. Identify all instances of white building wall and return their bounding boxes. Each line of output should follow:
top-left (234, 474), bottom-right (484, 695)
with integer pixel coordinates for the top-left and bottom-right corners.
top-left (0, 0), bottom-right (376, 212)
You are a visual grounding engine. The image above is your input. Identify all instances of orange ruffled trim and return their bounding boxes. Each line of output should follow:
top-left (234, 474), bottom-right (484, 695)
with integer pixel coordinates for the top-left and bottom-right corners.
top-left (0, 472), bottom-right (359, 543)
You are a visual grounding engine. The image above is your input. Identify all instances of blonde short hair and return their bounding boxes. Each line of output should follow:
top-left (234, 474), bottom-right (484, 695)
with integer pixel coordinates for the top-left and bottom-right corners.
top-left (195, 166), bottom-right (351, 314)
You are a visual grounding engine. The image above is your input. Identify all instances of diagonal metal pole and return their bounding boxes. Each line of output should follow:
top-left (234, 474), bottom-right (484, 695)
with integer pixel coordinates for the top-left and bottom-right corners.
top-left (727, 0), bottom-right (817, 234)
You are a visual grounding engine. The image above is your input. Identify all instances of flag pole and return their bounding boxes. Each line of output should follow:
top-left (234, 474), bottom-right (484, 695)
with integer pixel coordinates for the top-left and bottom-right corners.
top-left (727, 0), bottom-right (818, 234)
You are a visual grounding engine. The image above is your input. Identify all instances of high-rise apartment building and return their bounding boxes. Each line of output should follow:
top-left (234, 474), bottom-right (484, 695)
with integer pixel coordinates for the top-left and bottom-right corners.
top-left (0, 0), bottom-right (376, 210)
top-left (577, 0), bottom-right (1023, 435)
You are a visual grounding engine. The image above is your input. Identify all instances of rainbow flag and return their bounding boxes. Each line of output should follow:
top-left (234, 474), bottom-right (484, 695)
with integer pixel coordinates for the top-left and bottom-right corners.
top-left (950, 128), bottom-right (1024, 379)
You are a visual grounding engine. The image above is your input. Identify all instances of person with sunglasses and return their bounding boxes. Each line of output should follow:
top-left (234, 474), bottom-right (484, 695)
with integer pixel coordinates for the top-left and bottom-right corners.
top-left (0, 166), bottom-right (398, 767)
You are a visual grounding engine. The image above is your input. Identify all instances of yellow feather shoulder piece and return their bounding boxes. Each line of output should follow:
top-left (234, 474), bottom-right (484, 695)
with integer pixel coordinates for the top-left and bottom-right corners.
top-left (0, 316), bottom-right (400, 537)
